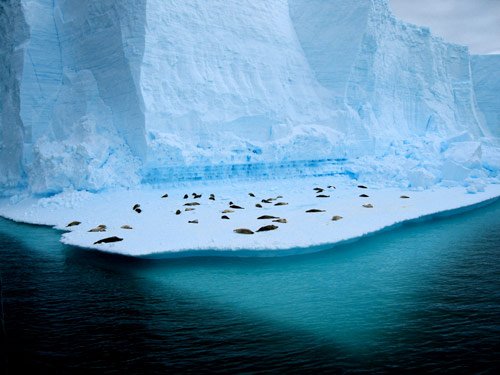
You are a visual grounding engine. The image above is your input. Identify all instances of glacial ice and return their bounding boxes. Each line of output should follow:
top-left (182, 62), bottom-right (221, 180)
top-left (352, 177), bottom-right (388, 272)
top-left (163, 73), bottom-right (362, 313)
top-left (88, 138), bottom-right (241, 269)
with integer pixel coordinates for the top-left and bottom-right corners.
top-left (0, 0), bottom-right (499, 195)
top-left (472, 55), bottom-right (500, 138)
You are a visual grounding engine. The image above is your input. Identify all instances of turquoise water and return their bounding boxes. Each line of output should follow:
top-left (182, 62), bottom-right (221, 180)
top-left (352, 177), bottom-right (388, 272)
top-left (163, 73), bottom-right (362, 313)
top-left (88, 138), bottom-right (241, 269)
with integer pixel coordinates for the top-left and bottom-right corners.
top-left (1, 200), bottom-right (499, 372)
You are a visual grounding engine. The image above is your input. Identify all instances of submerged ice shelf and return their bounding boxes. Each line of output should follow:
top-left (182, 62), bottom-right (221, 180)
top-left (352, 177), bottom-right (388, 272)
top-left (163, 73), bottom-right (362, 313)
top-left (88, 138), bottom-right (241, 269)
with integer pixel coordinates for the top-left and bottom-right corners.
top-left (1, 177), bottom-right (499, 257)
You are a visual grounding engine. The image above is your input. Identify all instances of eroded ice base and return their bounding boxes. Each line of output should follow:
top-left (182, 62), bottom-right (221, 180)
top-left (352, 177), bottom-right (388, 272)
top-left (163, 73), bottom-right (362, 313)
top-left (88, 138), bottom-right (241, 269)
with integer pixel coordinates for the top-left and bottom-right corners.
top-left (0, 176), bottom-right (499, 258)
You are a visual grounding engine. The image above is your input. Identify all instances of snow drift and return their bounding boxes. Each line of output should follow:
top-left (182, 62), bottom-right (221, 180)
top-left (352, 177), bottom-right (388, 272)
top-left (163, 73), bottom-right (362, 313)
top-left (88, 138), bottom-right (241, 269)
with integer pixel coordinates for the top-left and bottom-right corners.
top-left (0, 0), bottom-right (499, 194)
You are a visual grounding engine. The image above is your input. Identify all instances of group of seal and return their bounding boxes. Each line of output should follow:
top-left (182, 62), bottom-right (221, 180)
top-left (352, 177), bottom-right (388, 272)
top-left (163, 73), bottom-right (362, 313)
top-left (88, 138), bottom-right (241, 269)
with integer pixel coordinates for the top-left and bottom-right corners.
top-left (66, 183), bottom-right (413, 247)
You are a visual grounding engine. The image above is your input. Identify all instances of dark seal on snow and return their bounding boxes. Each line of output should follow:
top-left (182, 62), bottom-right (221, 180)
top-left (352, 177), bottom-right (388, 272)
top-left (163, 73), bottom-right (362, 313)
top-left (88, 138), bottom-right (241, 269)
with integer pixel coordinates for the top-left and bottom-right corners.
top-left (256, 225), bottom-right (278, 232)
top-left (234, 228), bottom-right (254, 235)
top-left (94, 236), bottom-right (123, 245)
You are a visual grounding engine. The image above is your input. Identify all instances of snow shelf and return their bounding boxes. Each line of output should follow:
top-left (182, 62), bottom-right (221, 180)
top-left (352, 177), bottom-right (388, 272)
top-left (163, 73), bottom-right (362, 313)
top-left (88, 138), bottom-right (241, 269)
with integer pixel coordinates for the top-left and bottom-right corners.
top-left (1, 176), bottom-right (499, 258)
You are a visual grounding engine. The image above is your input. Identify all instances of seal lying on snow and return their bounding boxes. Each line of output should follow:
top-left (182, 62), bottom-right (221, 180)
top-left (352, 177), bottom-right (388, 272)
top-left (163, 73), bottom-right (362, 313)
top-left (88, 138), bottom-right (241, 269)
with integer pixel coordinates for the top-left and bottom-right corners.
top-left (234, 228), bottom-right (254, 235)
top-left (94, 236), bottom-right (123, 245)
top-left (256, 225), bottom-right (278, 232)
top-left (66, 221), bottom-right (81, 227)
top-left (89, 224), bottom-right (106, 232)
top-left (257, 215), bottom-right (279, 220)
top-left (273, 218), bottom-right (287, 223)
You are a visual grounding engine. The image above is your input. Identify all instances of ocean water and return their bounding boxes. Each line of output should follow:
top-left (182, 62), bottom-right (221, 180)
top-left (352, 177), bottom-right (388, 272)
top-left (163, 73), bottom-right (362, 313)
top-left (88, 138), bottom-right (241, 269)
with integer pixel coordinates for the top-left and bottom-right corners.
top-left (1, 201), bottom-right (499, 373)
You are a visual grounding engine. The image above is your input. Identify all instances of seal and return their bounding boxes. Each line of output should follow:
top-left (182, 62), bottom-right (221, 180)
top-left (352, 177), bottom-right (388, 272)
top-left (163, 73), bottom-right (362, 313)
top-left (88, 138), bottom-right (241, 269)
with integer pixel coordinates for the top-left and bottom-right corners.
top-left (257, 215), bottom-right (279, 220)
top-left (221, 215), bottom-right (230, 220)
top-left (400, 195), bottom-right (410, 199)
top-left (121, 225), bottom-right (133, 229)
top-left (88, 224), bottom-right (106, 232)
top-left (135, 208), bottom-right (142, 214)
top-left (183, 194), bottom-right (189, 199)
top-left (328, 185), bottom-right (336, 189)
top-left (273, 218), bottom-right (287, 223)
top-left (255, 203), bottom-right (263, 208)
top-left (249, 193), bottom-right (255, 197)
top-left (306, 209), bottom-right (325, 213)
top-left (176, 209), bottom-right (181, 215)
top-left (234, 228), bottom-right (254, 235)
top-left (188, 220), bottom-right (199, 224)
top-left (276, 195), bottom-right (283, 199)
top-left (209, 194), bottom-right (215, 201)
top-left (274, 202), bottom-right (288, 206)
top-left (359, 194), bottom-right (369, 198)
top-left (316, 195), bottom-right (330, 198)
top-left (193, 193), bottom-right (202, 199)
top-left (66, 221), bottom-right (81, 227)
top-left (362, 204), bottom-right (373, 208)
top-left (331, 216), bottom-right (343, 221)
top-left (230, 204), bottom-right (244, 209)
top-left (161, 193), bottom-right (168, 198)
top-left (358, 185), bottom-right (368, 189)
top-left (222, 209), bottom-right (234, 214)
top-left (94, 236), bottom-right (123, 245)
top-left (184, 202), bottom-right (200, 206)
top-left (256, 225), bottom-right (278, 232)
top-left (261, 199), bottom-right (272, 204)
top-left (132, 204), bottom-right (140, 210)
top-left (185, 208), bottom-right (195, 211)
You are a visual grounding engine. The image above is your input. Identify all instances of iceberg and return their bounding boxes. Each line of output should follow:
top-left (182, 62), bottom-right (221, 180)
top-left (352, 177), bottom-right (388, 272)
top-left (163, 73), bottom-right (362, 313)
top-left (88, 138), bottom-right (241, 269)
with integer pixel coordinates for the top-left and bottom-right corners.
top-left (0, 0), bottom-right (499, 256)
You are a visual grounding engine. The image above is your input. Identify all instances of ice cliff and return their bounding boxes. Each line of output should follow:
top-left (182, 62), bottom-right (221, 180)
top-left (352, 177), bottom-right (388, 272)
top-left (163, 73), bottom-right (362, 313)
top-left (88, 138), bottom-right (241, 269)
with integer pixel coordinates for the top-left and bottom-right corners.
top-left (0, 0), bottom-right (499, 194)
top-left (472, 55), bottom-right (500, 138)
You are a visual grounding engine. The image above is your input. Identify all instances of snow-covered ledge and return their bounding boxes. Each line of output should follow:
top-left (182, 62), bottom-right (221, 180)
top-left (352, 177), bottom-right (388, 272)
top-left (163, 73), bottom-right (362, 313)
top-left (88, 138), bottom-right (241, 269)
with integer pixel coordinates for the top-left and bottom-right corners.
top-left (1, 176), bottom-right (499, 258)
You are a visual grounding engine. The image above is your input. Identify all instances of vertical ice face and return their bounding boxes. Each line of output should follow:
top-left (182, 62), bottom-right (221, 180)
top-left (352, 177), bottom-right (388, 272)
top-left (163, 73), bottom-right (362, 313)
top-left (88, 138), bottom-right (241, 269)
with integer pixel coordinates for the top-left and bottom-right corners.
top-left (472, 55), bottom-right (500, 138)
top-left (290, 0), bottom-right (485, 140)
top-left (17, 0), bottom-right (147, 192)
top-left (141, 0), bottom-right (332, 136)
top-left (54, 0), bottom-right (147, 158)
top-left (0, 0), bottom-right (499, 193)
top-left (0, 0), bottom-right (29, 189)
top-left (19, 0), bottom-right (62, 153)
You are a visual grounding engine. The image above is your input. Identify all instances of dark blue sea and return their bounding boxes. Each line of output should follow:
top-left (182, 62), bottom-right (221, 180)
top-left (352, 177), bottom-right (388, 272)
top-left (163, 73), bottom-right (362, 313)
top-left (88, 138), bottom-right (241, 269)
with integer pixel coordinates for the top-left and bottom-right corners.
top-left (1, 200), bottom-right (500, 374)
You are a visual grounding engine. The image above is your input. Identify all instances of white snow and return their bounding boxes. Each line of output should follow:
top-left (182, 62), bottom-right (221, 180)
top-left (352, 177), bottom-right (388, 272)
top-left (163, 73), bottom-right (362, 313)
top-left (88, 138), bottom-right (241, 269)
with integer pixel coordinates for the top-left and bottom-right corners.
top-left (1, 177), bottom-right (499, 257)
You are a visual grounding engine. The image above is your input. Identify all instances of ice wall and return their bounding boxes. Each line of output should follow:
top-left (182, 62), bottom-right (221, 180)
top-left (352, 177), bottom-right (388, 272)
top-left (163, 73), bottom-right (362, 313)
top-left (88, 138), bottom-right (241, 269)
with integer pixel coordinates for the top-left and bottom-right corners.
top-left (472, 55), bottom-right (500, 138)
top-left (0, 0), bottom-right (29, 189)
top-left (141, 0), bottom-right (344, 169)
top-left (3, 0), bottom-right (146, 193)
top-left (0, 0), bottom-right (499, 194)
top-left (290, 0), bottom-right (485, 140)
